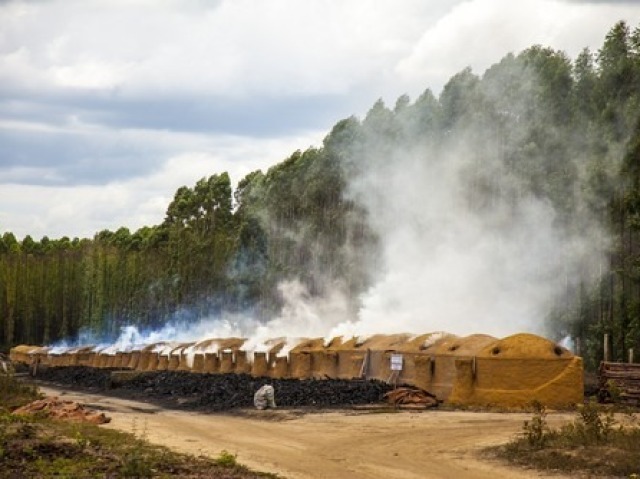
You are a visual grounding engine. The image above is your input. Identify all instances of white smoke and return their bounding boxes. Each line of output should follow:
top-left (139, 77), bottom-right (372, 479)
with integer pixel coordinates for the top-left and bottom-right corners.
top-left (50, 62), bottom-right (613, 354)
top-left (49, 278), bottom-right (351, 355)
top-left (335, 140), bottom-right (583, 337)
top-left (57, 123), bottom-right (603, 353)
top-left (55, 136), bottom-right (603, 355)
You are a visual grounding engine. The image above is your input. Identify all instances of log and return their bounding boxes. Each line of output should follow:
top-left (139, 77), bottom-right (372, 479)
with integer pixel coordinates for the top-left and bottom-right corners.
top-left (598, 361), bottom-right (640, 404)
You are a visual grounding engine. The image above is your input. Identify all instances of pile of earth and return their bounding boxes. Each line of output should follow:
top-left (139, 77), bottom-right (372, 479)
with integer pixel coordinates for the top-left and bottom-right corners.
top-left (13, 396), bottom-right (111, 424)
top-left (32, 366), bottom-right (397, 411)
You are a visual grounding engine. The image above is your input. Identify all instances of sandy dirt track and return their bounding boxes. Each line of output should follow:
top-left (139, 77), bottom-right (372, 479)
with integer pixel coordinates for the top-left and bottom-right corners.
top-left (38, 385), bottom-right (573, 479)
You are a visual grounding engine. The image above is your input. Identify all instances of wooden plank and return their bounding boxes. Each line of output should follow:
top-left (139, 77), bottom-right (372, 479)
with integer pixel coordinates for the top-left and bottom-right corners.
top-left (607, 376), bottom-right (640, 381)
top-left (601, 361), bottom-right (640, 371)
top-left (598, 361), bottom-right (640, 404)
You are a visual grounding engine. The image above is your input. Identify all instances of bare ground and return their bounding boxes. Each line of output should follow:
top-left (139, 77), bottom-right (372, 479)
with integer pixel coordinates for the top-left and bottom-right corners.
top-left (37, 385), bottom-right (574, 479)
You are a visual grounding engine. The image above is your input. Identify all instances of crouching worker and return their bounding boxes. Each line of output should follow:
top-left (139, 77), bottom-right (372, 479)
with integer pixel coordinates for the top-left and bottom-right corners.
top-left (254, 384), bottom-right (276, 410)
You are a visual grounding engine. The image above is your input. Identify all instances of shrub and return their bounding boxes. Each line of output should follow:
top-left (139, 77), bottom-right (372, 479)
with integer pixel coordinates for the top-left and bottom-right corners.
top-left (494, 400), bottom-right (640, 476)
top-left (0, 372), bottom-right (41, 411)
top-left (558, 398), bottom-right (616, 446)
top-left (521, 400), bottom-right (550, 448)
top-left (215, 449), bottom-right (238, 468)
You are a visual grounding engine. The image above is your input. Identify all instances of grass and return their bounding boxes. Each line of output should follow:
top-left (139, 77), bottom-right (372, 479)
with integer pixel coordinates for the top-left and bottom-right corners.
top-left (491, 400), bottom-right (640, 477)
top-left (214, 449), bottom-right (239, 467)
top-left (0, 371), bottom-right (283, 478)
top-left (0, 372), bottom-right (42, 412)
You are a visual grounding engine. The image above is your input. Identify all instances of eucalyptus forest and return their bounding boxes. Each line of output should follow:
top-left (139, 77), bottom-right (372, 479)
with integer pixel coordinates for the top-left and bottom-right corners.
top-left (1, 21), bottom-right (640, 370)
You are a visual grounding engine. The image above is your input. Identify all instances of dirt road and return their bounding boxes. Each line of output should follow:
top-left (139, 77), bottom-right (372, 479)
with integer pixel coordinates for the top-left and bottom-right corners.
top-left (38, 385), bottom-right (572, 479)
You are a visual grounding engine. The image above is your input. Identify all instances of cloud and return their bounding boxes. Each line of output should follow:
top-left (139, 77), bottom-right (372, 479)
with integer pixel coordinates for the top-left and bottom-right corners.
top-left (0, 1), bottom-right (436, 97)
top-left (0, 128), bottom-right (324, 239)
top-left (1, 0), bottom-right (640, 240)
top-left (0, 0), bottom-right (447, 192)
top-left (0, 98), bottom-right (336, 185)
top-left (395, 0), bottom-right (640, 97)
top-left (561, 0), bottom-right (640, 4)
top-left (0, 117), bottom-right (172, 185)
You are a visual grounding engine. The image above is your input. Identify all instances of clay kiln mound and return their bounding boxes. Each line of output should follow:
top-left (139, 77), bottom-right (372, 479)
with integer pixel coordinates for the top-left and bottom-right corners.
top-left (9, 344), bottom-right (45, 363)
top-left (12, 345), bottom-right (39, 354)
top-left (260, 337), bottom-right (289, 355)
top-left (429, 334), bottom-right (497, 356)
top-left (140, 343), bottom-right (160, 352)
top-left (141, 341), bottom-right (174, 353)
top-left (169, 342), bottom-right (195, 355)
top-left (218, 337), bottom-right (248, 351)
top-left (67, 346), bottom-right (95, 355)
top-left (414, 332), bottom-right (457, 352)
top-left (323, 336), bottom-right (348, 349)
top-left (355, 334), bottom-right (417, 351)
top-left (331, 336), bottom-right (359, 350)
top-left (477, 333), bottom-right (572, 359)
top-left (325, 333), bottom-right (467, 353)
top-left (406, 333), bottom-right (451, 352)
top-left (290, 338), bottom-right (325, 353)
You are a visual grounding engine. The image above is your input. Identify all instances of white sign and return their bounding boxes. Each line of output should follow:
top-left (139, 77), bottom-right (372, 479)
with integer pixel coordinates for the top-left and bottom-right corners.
top-left (390, 353), bottom-right (403, 371)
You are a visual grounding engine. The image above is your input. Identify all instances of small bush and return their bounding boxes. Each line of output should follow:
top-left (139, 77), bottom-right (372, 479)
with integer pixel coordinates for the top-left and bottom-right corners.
top-left (119, 418), bottom-right (154, 478)
top-left (558, 398), bottom-right (616, 446)
top-left (119, 448), bottom-right (154, 479)
top-left (605, 379), bottom-right (622, 402)
top-left (73, 427), bottom-right (90, 450)
top-left (494, 400), bottom-right (640, 477)
top-left (521, 400), bottom-right (550, 448)
top-left (215, 449), bottom-right (239, 467)
top-left (0, 373), bottom-right (41, 411)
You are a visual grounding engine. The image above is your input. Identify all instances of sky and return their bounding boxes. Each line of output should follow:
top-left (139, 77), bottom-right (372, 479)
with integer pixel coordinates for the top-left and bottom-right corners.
top-left (1, 0), bottom-right (639, 241)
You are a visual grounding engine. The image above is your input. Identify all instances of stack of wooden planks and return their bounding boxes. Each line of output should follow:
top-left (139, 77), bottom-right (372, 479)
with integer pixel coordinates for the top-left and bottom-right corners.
top-left (598, 361), bottom-right (640, 405)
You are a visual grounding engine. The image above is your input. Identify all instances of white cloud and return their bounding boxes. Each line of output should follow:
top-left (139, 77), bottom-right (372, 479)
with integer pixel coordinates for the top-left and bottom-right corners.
top-left (2, 1), bottom-right (638, 101)
top-left (0, 165), bottom-right (63, 183)
top-left (0, 128), bottom-right (323, 239)
top-left (51, 60), bottom-right (134, 89)
top-left (396, 0), bottom-right (640, 96)
top-left (1, 0), bottom-right (640, 240)
top-left (0, 0), bottom-right (437, 97)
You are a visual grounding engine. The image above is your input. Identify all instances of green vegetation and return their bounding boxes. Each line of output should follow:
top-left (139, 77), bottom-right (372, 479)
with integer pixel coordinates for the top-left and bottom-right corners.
top-left (1, 21), bottom-right (640, 370)
top-left (494, 400), bottom-right (640, 476)
top-left (214, 449), bottom-right (239, 468)
top-left (0, 372), bottom-right (41, 412)
top-left (0, 373), bottom-right (281, 478)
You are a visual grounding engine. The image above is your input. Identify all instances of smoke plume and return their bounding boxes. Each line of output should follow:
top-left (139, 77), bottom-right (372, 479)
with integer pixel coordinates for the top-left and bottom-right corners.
top-left (53, 49), bottom-right (625, 353)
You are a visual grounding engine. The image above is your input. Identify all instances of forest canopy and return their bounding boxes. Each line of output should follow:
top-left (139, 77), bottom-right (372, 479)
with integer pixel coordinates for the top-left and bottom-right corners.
top-left (1, 21), bottom-right (639, 370)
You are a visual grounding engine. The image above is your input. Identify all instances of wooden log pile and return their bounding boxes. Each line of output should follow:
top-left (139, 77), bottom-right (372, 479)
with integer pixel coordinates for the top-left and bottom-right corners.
top-left (383, 387), bottom-right (439, 409)
top-left (598, 361), bottom-right (640, 405)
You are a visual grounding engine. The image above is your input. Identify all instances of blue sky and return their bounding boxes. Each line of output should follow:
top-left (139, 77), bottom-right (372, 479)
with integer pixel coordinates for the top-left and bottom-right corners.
top-left (1, 0), bottom-right (639, 240)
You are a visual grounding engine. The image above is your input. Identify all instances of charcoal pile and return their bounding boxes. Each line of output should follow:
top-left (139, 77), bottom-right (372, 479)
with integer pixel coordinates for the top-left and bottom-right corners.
top-left (119, 372), bottom-right (396, 410)
top-left (35, 365), bottom-right (115, 389)
top-left (121, 371), bottom-right (258, 410)
top-left (33, 366), bottom-right (396, 411)
top-left (272, 377), bottom-right (394, 407)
